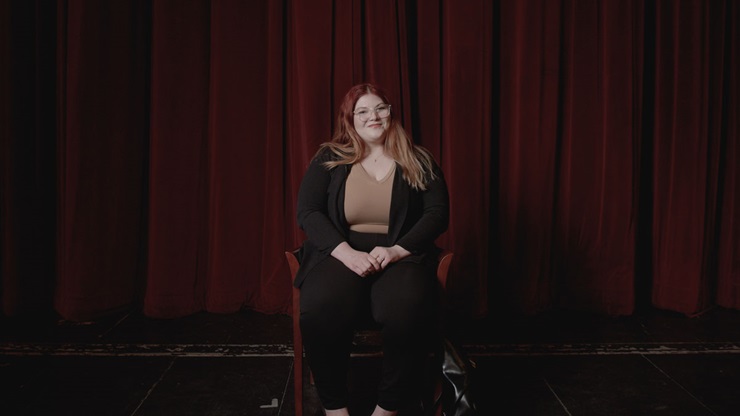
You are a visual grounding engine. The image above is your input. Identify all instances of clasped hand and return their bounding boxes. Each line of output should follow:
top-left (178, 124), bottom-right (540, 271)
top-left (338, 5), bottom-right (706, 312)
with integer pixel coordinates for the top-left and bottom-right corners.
top-left (331, 242), bottom-right (410, 277)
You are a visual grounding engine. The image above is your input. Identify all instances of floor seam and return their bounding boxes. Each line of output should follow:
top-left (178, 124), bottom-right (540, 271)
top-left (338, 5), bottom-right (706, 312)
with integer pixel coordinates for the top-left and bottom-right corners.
top-left (640, 354), bottom-right (719, 416)
top-left (543, 376), bottom-right (573, 416)
top-left (276, 359), bottom-right (293, 415)
top-left (130, 357), bottom-right (176, 416)
top-left (98, 311), bottom-right (132, 340)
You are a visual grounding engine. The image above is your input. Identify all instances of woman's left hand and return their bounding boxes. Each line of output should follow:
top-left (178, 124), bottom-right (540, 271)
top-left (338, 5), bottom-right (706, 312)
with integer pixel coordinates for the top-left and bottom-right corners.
top-left (368, 245), bottom-right (411, 269)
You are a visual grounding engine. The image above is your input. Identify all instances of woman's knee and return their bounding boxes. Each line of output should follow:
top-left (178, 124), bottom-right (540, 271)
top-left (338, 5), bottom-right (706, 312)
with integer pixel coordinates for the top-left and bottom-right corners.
top-left (300, 265), bottom-right (367, 337)
top-left (300, 290), bottom-right (360, 337)
top-left (371, 265), bottom-right (437, 331)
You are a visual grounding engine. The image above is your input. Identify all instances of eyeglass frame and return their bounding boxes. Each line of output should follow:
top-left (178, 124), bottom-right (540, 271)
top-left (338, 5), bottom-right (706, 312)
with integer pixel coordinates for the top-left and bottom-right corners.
top-left (353, 104), bottom-right (392, 122)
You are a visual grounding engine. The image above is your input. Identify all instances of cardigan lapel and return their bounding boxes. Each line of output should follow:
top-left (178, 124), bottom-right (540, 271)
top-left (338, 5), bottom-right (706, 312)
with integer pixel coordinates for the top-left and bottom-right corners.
top-left (388, 164), bottom-right (409, 244)
top-left (328, 164), bottom-right (350, 236)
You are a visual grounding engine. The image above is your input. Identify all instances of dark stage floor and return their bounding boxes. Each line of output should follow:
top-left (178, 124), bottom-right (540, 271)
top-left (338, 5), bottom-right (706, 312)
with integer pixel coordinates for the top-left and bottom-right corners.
top-left (2, 307), bottom-right (740, 415)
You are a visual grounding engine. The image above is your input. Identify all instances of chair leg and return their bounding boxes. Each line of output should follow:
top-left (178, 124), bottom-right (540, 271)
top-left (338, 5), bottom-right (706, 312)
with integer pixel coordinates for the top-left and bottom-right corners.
top-left (294, 351), bottom-right (303, 416)
top-left (433, 379), bottom-right (443, 416)
top-left (293, 286), bottom-right (304, 416)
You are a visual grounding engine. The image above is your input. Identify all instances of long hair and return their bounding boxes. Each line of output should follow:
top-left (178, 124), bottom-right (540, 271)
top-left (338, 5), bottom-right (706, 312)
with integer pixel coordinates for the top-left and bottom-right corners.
top-left (318, 83), bottom-right (437, 191)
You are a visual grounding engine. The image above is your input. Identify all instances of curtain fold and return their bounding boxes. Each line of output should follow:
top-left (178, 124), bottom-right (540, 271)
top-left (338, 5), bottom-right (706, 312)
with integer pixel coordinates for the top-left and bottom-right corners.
top-left (713, 0), bottom-right (739, 310)
top-left (1, 0), bottom-right (738, 320)
top-left (204, 0), bottom-right (270, 313)
top-left (55, 0), bottom-right (150, 320)
top-left (498, 0), bottom-right (563, 313)
top-left (437, 0), bottom-right (492, 316)
top-left (1, 0), bottom-right (57, 316)
top-left (651, 0), bottom-right (727, 314)
top-left (144, 0), bottom-right (211, 317)
top-left (552, 0), bottom-right (640, 315)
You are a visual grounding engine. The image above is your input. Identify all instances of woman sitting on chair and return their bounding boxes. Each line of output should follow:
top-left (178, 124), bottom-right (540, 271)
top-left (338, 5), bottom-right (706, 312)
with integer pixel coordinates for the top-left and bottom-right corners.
top-left (295, 83), bottom-right (449, 416)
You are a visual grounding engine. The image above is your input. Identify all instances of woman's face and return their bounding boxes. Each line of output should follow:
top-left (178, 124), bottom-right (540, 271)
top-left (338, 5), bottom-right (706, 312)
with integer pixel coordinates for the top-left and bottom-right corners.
top-left (352, 93), bottom-right (389, 145)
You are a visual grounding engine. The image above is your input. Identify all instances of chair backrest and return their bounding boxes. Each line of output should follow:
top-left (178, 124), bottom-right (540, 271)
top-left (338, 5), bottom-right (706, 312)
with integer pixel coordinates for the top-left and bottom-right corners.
top-left (285, 249), bottom-right (301, 284)
top-left (436, 250), bottom-right (453, 290)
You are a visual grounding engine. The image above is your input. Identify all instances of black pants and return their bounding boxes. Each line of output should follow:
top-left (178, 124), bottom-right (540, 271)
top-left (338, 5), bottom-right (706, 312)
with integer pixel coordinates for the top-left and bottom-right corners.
top-left (299, 232), bottom-right (437, 411)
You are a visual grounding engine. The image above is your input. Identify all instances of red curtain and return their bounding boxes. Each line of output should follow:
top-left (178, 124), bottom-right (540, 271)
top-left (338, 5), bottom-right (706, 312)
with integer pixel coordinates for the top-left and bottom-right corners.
top-left (54, 0), bottom-right (151, 319)
top-left (1, 0), bottom-right (738, 320)
top-left (651, 0), bottom-right (739, 315)
top-left (716, 1), bottom-right (740, 310)
top-left (499, 0), bottom-right (642, 315)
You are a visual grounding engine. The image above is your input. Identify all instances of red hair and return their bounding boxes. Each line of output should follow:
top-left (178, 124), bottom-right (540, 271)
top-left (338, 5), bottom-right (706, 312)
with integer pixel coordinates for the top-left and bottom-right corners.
top-left (319, 83), bottom-right (437, 190)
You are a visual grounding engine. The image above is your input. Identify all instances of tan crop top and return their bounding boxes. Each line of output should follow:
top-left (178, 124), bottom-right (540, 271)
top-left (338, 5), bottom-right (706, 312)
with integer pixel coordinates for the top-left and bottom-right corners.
top-left (344, 163), bottom-right (395, 234)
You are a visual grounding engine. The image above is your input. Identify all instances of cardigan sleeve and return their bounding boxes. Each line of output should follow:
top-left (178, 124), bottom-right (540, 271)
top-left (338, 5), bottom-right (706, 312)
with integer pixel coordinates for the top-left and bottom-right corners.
top-left (395, 165), bottom-right (449, 253)
top-left (296, 152), bottom-right (346, 254)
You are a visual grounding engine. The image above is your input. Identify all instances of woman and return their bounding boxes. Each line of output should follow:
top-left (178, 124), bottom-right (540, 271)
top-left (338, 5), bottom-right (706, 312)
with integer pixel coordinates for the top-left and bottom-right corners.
top-left (296, 83), bottom-right (449, 416)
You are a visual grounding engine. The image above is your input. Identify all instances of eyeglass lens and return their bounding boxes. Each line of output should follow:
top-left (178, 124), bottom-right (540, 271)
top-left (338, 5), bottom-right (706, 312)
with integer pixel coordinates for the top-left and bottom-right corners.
top-left (355, 105), bottom-right (390, 121)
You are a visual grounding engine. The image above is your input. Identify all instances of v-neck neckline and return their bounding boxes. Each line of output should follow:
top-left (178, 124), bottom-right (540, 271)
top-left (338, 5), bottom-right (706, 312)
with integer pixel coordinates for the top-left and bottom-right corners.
top-left (357, 162), bottom-right (395, 183)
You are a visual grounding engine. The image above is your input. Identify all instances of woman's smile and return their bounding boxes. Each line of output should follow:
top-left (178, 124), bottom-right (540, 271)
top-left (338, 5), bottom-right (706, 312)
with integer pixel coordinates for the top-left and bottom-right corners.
top-left (354, 94), bottom-right (389, 143)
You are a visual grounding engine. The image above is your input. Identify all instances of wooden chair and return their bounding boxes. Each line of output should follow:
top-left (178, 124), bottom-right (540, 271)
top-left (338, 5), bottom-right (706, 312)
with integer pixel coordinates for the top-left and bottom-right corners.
top-left (285, 249), bottom-right (453, 416)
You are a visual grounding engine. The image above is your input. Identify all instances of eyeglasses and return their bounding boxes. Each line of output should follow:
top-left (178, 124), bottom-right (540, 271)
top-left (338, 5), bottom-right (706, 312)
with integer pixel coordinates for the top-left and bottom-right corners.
top-left (353, 104), bottom-right (391, 122)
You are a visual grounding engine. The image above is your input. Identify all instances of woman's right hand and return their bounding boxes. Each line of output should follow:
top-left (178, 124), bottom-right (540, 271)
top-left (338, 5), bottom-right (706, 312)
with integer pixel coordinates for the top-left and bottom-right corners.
top-left (331, 242), bottom-right (382, 277)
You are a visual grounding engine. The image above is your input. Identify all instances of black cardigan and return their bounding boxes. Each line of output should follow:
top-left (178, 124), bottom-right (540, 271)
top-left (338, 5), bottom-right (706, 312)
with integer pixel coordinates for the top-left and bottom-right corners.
top-left (294, 148), bottom-right (449, 287)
